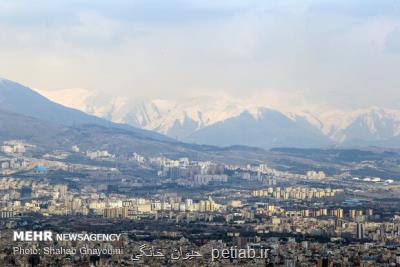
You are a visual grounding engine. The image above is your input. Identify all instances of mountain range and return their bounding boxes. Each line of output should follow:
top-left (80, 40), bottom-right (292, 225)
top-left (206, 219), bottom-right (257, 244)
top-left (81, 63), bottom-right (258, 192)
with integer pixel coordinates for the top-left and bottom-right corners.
top-left (36, 85), bottom-right (400, 149)
top-left (2, 77), bottom-right (400, 149)
top-left (0, 78), bottom-right (276, 163)
top-left (0, 78), bottom-right (172, 142)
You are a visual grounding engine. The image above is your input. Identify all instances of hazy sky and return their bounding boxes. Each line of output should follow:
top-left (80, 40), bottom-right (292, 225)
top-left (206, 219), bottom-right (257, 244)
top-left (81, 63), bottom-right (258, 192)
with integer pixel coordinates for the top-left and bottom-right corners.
top-left (0, 0), bottom-right (400, 111)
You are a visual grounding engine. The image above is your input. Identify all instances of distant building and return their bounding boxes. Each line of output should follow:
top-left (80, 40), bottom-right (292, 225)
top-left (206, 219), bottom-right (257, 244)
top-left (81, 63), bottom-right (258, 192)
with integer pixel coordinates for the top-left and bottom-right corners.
top-left (103, 207), bottom-right (128, 218)
top-left (71, 145), bottom-right (80, 153)
top-left (0, 210), bottom-right (15, 218)
top-left (35, 166), bottom-right (48, 173)
top-left (357, 223), bottom-right (364, 239)
top-left (193, 174), bottom-right (228, 185)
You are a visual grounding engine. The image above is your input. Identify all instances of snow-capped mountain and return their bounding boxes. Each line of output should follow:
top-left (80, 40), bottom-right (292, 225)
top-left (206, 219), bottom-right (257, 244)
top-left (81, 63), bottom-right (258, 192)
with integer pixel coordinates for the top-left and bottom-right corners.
top-left (295, 107), bottom-right (400, 145)
top-left (185, 107), bottom-right (332, 148)
top-left (37, 89), bottom-right (252, 140)
top-left (36, 87), bottom-right (400, 148)
top-left (327, 107), bottom-right (400, 146)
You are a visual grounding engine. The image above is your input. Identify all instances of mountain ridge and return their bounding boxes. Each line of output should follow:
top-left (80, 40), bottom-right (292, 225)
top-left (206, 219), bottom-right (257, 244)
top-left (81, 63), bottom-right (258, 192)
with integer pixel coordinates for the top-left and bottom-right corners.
top-left (0, 78), bottom-right (174, 143)
top-left (8, 78), bottom-right (400, 149)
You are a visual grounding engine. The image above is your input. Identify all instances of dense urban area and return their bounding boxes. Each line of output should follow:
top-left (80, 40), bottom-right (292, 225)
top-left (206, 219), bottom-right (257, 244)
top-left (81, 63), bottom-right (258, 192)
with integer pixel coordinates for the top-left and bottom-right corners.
top-left (0, 140), bottom-right (400, 266)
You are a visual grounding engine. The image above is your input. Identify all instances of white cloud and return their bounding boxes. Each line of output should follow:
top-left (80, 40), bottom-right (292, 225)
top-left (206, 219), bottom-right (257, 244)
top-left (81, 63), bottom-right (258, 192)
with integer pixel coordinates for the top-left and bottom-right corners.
top-left (0, 0), bottom-right (399, 111)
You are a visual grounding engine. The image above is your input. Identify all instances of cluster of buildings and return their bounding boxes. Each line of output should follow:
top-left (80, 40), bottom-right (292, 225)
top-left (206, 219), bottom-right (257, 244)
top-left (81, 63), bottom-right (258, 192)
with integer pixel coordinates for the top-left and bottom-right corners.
top-left (0, 158), bottom-right (27, 170)
top-left (0, 176), bottom-right (223, 219)
top-left (252, 187), bottom-right (342, 200)
top-left (0, 140), bottom-right (29, 154)
top-left (2, 140), bottom-right (400, 265)
top-left (103, 197), bottom-right (219, 218)
top-left (86, 150), bottom-right (115, 160)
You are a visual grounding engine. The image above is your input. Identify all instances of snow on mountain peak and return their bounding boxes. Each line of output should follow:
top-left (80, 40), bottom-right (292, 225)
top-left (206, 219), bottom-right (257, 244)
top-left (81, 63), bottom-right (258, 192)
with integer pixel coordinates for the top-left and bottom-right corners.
top-left (30, 87), bottom-right (400, 145)
top-left (143, 96), bottom-right (247, 135)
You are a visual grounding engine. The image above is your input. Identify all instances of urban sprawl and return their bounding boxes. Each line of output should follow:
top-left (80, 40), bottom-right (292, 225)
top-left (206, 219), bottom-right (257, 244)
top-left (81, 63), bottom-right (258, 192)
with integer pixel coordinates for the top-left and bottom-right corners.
top-left (1, 140), bottom-right (400, 266)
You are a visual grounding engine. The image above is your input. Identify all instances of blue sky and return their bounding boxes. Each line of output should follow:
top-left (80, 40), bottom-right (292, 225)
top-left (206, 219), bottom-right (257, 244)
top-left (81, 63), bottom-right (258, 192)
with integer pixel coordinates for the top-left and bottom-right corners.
top-left (0, 0), bottom-right (399, 110)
